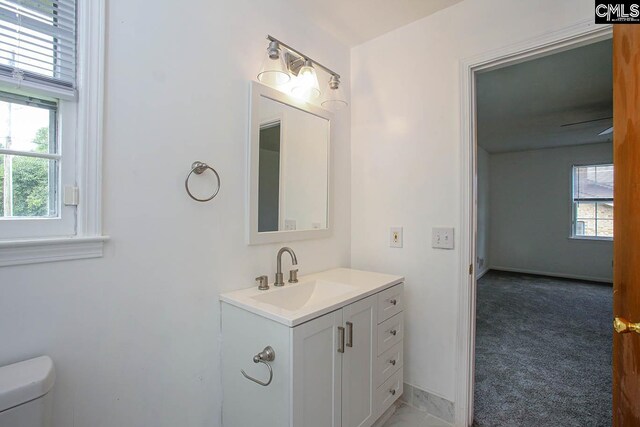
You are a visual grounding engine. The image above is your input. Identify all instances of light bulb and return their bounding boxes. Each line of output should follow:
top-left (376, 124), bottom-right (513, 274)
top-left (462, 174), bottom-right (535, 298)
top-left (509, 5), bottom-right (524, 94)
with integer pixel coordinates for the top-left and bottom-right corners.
top-left (291, 60), bottom-right (320, 100)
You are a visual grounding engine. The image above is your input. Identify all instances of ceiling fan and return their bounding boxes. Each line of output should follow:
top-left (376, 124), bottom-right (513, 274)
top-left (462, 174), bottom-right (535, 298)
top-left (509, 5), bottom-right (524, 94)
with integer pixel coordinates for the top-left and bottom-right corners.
top-left (561, 116), bottom-right (613, 136)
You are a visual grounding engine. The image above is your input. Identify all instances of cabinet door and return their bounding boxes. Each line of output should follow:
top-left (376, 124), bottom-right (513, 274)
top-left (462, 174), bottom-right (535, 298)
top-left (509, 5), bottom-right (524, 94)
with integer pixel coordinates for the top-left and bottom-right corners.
top-left (292, 309), bottom-right (343, 427)
top-left (342, 295), bottom-right (378, 427)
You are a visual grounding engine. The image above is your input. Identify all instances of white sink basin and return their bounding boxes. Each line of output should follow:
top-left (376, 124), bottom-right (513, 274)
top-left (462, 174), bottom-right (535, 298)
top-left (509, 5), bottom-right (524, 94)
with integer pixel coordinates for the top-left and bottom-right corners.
top-left (220, 268), bottom-right (404, 326)
top-left (250, 280), bottom-right (357, 311)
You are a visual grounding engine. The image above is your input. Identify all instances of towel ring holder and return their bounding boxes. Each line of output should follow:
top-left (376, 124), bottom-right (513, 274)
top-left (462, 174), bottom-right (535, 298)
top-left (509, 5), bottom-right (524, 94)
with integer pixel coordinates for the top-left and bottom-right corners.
top-left (241, 346), bottom-right (275, 387)
top-left (185, 161), bottom-right (221, 202)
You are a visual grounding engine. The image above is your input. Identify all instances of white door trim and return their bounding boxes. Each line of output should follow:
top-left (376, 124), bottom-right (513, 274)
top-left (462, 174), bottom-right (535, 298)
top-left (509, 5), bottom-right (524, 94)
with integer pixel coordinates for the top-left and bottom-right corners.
top-left (455, 19), bottom-right (612, 427)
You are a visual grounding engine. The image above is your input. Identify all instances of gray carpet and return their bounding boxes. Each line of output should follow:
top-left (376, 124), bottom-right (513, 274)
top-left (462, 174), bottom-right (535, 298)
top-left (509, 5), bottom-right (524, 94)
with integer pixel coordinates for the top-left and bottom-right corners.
top-left (473, 271), bottom-right (612, 427)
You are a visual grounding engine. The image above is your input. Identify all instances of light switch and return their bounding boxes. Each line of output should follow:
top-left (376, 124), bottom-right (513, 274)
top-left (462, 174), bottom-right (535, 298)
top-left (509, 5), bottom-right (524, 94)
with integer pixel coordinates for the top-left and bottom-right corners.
top-left (390, 227), bottom-right (403, 248)
top-left (432, 227), bottom-right (454, 249)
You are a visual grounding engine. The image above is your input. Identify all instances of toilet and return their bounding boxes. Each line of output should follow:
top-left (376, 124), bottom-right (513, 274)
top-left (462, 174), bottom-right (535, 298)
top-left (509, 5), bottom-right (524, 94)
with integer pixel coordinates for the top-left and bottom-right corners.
top-left (0, 356), bottom-right (55, 427)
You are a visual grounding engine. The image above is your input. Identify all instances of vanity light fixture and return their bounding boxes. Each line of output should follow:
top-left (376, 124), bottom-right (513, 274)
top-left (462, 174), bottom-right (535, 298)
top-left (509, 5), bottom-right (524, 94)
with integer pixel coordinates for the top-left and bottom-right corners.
top-left (257, 40), bottom-right (291, 86)
top-left (321, 75), bottom-right (348, 111)
top-left (257, 35), bottom-right (348, 109)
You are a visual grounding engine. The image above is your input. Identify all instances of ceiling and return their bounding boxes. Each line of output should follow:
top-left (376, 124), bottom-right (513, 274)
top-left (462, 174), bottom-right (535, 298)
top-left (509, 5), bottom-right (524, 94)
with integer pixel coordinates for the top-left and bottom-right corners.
top-left (294, 0), bottom-right (463, 46)
top-left (477, 40), bottom-right (613, 154)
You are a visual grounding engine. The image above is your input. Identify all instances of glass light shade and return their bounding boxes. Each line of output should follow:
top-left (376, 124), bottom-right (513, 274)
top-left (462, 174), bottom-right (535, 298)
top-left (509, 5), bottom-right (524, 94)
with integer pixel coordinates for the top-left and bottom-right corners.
top-left (257, 48), bottom-right (290, 86)
top-left (291, 62), bottom-right (321, 100)
top-left (321, 84), bottom-right (348, 111)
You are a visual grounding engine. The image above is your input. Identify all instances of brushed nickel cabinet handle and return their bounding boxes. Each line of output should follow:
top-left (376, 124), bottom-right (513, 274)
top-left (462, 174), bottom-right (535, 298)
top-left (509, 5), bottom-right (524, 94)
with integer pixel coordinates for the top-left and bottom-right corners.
top-left (390, 329), bottom-right (397, 336)
top-left (389, 299), bottom-right (397, 306)
top-left (346, 321), bottom-right (353, 348)
top-left (390, 359), bottom-right (396, 366)
top-left (390, 389), bottom-right (396, 396)
top-left (338, 326), bottom-right (345, 353)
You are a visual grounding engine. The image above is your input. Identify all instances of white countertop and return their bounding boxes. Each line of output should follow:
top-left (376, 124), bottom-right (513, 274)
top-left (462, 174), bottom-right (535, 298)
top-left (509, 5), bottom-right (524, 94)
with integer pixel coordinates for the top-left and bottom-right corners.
top-left (219, 268), bottom-right (404, 326)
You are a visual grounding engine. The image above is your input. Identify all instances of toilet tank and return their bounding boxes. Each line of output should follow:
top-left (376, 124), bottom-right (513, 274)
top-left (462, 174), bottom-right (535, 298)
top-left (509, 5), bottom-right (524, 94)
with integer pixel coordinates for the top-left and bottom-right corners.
top-left (0, 356), bottom-right (55, 427)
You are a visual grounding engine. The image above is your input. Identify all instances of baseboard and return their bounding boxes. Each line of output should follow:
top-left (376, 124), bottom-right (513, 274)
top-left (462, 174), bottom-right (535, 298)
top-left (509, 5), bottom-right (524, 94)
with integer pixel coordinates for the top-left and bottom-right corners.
top-left (402, 383), bottom-right (454, 423)
top-left (489, 266), bottom-right (613, 284)
top-left (476, 266), bottom-right (490, 280)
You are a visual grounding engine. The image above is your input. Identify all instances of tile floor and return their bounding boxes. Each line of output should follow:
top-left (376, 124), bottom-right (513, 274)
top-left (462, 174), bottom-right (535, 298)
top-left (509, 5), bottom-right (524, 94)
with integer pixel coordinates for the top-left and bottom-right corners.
top-left (383, 403), bottom-right (452, 427)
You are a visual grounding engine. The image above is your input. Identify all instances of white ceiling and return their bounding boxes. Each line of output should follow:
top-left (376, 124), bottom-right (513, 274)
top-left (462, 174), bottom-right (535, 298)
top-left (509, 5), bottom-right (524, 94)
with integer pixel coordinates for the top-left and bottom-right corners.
top-left (477, 40), bottom-right (613, 154)
top-left (295, 0), bottom-right (463, 46)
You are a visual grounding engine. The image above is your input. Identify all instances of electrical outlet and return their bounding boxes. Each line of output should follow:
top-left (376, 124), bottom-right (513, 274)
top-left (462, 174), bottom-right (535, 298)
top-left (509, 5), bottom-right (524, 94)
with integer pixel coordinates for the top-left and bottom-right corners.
top-left (285, 219), bottom-right (297, 231)
top-left (432, 227), bottom-right (454, 249)
top-left (390, 227), bottom-right (403, 248)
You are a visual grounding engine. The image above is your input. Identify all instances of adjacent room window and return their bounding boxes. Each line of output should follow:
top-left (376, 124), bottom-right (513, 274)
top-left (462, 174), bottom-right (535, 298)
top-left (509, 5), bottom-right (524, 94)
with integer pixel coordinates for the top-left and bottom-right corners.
top-left (572, 164), bottom-right (613, 239)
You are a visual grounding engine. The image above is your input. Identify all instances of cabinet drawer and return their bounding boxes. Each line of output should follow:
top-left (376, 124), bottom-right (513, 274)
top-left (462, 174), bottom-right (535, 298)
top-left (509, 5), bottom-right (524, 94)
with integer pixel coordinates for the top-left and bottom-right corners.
top-left (377, 312), bottom-right (403, 355)
top-left (377, 284), bottom-right (403, 323)
top-left (375, 366), bottom-right (403, 418)
top-left (376, 342), bottom-right (403, 388)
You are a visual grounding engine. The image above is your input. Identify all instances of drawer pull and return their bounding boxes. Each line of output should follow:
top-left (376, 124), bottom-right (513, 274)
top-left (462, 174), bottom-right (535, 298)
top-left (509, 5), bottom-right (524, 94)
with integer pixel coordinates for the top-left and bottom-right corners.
top-left (390, 389), bottom-right (396, 396)
top-left (346, 321), bottom-right (353, 348)
top-left (390, 329), bottom-right (397, 336)
top-left (389, 299), bottom-right (397, 306)
top-left (338, 326), bottom-right (345, 353)
top-left (389, 359), bottom-right (396, 366)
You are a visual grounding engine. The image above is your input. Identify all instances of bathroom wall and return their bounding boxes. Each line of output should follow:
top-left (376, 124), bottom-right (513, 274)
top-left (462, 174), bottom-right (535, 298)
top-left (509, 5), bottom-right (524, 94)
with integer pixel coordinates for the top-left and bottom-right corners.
top-left (489, 142), bottom-right (613, 282)
top-left (350, 0), bottom-right (594, 402)
top-left (0, 2), bottom-right (350, 426)
top-left (476, 147), bottom-right (490, 278)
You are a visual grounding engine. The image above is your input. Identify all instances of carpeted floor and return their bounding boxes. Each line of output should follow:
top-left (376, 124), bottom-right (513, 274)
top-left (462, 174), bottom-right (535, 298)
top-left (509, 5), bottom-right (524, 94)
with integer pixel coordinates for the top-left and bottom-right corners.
top-left (473, 271), bottom-right (612, 427)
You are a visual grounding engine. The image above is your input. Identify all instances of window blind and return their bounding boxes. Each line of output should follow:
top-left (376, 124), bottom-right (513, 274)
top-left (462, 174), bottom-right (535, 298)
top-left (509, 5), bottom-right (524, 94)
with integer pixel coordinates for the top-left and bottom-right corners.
top-left (573, 164), bottom-right (613, 202)
top-left (0, 0), bottom-right (76, 97)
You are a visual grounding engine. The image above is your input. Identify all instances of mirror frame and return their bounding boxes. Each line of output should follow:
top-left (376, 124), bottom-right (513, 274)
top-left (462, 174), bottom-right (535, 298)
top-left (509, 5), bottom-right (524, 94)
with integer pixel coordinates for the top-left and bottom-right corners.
top-left (247, 81), bottom-right (333, 245)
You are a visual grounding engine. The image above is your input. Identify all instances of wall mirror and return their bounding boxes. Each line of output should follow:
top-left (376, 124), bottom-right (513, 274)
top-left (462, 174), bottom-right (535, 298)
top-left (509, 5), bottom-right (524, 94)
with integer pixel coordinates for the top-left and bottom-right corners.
top-left (248, 82), bottom-right (332, 245)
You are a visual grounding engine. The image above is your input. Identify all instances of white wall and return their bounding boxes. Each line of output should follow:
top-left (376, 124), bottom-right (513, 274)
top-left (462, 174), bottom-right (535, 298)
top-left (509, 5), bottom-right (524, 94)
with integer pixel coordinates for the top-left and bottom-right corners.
top-left (0, 2), bottom-right (350, 426)
top-left (476, 147), bottom-right (490, 277)
top-left (489, 143), bottom-right (613, 282)
top-left (351, 0), bottom-right (594, 401)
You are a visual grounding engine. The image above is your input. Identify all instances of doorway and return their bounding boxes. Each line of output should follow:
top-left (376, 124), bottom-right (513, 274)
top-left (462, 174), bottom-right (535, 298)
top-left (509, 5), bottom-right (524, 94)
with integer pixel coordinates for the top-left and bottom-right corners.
top-left (473, 39), bottom-right (613, 426)
top-left (455, 22), bottom-right (614, 426)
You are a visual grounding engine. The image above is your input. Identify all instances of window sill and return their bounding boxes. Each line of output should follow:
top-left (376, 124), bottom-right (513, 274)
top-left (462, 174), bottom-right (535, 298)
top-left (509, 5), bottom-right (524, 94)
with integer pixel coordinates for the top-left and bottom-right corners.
top-left (568, 236), bottom-right (613, 242)
top-left (0, 236), bottom-right (109, 267)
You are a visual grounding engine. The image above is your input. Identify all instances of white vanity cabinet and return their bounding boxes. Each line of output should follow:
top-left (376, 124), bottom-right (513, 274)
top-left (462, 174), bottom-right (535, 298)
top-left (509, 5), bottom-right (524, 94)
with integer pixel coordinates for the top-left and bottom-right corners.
top-left (221, 278), bottom-right (404, 427)
top-left (292, 294), bottom-right (377, 427)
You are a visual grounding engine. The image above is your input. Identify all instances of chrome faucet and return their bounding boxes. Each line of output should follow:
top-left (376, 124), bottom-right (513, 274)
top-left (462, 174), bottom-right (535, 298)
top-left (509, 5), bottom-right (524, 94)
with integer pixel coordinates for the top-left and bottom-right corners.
top-left (275, 247), bottom-right (298, 287)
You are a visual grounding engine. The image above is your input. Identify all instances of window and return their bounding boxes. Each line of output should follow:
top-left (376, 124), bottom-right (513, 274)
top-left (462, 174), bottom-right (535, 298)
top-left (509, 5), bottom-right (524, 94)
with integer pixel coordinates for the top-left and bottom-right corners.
top-left (1, 93), bottom-right (58, 217)
top-left (0, 1), bottom-right (106, 266)
top-left (572, 164), bottom-right (613, 239)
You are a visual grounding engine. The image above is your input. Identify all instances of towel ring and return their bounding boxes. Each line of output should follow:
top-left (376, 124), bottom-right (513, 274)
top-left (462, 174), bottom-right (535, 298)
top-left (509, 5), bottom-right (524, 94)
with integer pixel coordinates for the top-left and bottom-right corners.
top-left (185, 161), bottom-right (221, 202)
top-left (241, 346), bottom-right (275, 387)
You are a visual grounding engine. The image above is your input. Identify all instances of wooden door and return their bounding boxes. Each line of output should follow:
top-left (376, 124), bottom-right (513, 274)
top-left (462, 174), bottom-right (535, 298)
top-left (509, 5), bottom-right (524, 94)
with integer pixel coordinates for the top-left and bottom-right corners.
top-left (342, 295), bottom-right (378, 427)
top-left (613, 25), bottom-right (640, 426)
top-left (291, 309), bottom-right (343, 427)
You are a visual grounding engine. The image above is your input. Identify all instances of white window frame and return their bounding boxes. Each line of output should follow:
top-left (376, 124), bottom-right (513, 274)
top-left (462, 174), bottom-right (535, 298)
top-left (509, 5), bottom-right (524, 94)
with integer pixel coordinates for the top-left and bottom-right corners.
top-left (0, 93), bottom-right (77, 239)
top-left (571, 163), bottom-right (614, 241)
top-left (0, 0), bottom-right (107, 267)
